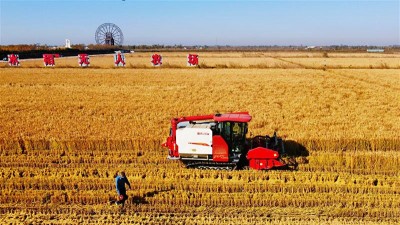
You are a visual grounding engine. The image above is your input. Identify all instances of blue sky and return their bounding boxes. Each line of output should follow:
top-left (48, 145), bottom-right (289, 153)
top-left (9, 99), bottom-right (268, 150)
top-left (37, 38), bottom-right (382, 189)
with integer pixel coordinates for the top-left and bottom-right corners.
top-left (0, 0), bottom-right (399, 46)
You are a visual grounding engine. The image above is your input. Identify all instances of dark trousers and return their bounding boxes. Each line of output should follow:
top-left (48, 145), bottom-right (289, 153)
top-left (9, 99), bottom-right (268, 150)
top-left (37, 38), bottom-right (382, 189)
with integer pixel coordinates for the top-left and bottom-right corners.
top-left (117, 193), bottom-right (128, 206)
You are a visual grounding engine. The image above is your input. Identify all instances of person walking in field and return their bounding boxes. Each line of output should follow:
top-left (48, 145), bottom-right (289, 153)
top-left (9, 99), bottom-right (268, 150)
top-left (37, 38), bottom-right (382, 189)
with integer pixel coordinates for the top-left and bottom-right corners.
top-left (115, 171), bottom-right (131, 207)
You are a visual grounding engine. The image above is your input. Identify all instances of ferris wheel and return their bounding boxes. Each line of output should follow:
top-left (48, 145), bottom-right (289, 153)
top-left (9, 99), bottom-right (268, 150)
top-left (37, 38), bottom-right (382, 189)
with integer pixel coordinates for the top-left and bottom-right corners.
top-left (95, 23), bottom-right (124, 46)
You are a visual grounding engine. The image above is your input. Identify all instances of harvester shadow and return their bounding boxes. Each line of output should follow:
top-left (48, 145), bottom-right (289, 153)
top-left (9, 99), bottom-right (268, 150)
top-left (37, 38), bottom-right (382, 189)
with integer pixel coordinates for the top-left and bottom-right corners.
top-left (131, 188), bottom-right (175, 205)
top-left (282, 140), bottom-right (310, 168)
top-left (283, 140), bottom-right (309, 157)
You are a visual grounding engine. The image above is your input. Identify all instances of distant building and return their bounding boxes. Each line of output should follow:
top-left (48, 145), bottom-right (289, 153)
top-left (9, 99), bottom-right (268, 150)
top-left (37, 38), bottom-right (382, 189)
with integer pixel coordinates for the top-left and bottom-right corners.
top-left (305, 46), bottom-right (316, 49)
top-left (367, 49), bottom-right (384, 53)
top-left (65, 39), bottom-right (71, 48)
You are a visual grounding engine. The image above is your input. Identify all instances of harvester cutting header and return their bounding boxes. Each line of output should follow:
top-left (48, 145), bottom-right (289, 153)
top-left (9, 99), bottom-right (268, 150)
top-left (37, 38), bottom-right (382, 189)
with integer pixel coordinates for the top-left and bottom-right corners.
top-left (162, 112), bottom-right (294, 170)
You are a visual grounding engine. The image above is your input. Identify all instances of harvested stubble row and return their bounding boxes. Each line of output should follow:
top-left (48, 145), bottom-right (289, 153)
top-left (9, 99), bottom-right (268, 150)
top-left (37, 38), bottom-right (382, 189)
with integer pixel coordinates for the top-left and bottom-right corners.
top-left (0, 206), bottom-right (396, 225)
top-left (1, 171), bottom-right (398, 194)
top-left (1, 148), bottom-right (399, 175)
top-left (0, 204), bottom-right (399, 225)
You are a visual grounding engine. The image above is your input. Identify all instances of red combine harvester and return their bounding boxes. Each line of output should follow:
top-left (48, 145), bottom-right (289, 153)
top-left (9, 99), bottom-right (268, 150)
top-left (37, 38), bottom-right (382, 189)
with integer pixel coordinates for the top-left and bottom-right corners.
top-left (162, 112), bottom-right (294, 170)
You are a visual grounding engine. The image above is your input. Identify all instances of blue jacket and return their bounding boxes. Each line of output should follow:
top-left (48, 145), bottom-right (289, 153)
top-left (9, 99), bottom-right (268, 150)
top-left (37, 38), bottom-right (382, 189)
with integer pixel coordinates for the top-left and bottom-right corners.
top-left (115, 175), bottom-right (131, 195)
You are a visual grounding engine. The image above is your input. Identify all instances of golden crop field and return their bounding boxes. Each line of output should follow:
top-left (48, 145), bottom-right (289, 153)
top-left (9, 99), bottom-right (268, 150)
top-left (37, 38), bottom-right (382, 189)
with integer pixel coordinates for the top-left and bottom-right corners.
top-left (0, 52), bottom-right (399, 224)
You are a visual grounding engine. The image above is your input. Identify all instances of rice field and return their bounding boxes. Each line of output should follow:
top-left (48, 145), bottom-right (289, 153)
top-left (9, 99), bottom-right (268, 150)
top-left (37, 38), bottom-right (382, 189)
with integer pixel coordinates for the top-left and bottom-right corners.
top-left (0, 52), bottom-right (399, 224)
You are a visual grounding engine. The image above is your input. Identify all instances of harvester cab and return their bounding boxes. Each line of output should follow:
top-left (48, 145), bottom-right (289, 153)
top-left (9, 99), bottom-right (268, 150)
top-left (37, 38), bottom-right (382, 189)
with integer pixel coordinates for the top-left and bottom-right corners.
top-left (162, 112), bottom-right (290, 170)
